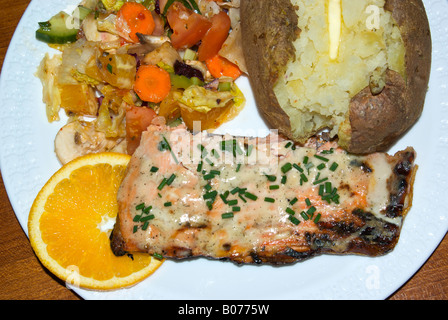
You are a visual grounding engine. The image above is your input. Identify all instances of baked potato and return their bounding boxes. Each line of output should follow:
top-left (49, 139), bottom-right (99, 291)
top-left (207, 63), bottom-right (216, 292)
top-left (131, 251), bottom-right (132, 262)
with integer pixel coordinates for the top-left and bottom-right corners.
top-left (241, 0), bottom-right (431, 154)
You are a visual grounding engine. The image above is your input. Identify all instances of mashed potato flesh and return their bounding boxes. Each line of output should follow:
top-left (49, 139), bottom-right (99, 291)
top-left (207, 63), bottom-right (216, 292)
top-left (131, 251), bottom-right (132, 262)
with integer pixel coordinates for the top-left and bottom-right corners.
top-left (274, 0), bottom-right (405, 142)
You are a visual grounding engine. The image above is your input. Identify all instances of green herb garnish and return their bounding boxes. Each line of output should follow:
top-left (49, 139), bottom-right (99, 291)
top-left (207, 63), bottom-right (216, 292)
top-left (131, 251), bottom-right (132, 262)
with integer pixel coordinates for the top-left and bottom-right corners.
top-left (222, 212), bottom-right (234, 219)
top-left (289, 215), bottom-right (300, 225)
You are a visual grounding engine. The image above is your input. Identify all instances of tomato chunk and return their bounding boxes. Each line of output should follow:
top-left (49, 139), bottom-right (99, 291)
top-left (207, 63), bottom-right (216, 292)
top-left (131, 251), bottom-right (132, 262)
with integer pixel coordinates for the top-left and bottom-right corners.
top-left (198, 11), bottom-right (231, 61)
top-left (125, 105), bottom-right (157, 155)
top-left (167, 2), bottom-right (212, 49)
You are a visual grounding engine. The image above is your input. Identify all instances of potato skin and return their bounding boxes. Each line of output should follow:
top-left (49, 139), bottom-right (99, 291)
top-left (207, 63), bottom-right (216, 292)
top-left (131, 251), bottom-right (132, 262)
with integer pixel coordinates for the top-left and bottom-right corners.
top-left (240, 0), bottom-right (298, 141)
top-left (241, 0), bottom-right (432, 154)
top-left (343, 0), bottom-right (432, 154)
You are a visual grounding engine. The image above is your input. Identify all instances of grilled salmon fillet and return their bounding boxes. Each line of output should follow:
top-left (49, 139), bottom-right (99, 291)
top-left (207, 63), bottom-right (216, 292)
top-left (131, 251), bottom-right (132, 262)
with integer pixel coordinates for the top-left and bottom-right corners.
top-left (110, 118), bottom-right (416, 265)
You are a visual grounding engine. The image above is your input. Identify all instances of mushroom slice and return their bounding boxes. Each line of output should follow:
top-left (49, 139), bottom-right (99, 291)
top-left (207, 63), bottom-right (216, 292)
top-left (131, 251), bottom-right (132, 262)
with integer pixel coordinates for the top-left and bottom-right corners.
top-left (142, 41), bottom-right (181, 67)
top-left (54, 120), bottom-right (126, 164)
top-left (137, 34), bottom-right (171, 48)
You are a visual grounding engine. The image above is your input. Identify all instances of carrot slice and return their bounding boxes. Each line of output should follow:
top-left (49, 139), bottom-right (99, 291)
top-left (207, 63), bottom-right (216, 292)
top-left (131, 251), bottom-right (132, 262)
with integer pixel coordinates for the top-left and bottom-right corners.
top-left (134, 65), bottom-right (171, 103)
top-left (206, 55), bottom-right (242, 80)
top-left (116, 2), bottom-right (155, 43)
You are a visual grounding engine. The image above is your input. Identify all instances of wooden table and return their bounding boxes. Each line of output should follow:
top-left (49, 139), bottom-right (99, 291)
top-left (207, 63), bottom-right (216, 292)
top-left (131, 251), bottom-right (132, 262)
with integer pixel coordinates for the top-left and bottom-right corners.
top-left (0, 0), bottom-right (446, 301)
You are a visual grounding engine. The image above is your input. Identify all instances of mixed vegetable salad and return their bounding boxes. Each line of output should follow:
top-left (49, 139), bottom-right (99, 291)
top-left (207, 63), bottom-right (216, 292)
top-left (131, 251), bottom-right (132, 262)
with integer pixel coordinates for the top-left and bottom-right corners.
top-left (36, 0), bottom-right (246, 164)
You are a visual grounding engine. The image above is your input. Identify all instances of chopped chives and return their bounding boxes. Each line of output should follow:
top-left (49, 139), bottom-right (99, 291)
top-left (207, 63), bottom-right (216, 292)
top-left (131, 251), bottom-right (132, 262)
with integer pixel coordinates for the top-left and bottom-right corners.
top-left (269, 185), bottom-right (280, 190)
top-left (264, 197), bottom-right (275, 203)
top-left (330, 187), bottom-right (338, 196)
top-left (234, 141), bottom-right (244, 155)
top-left (286, 207), bottom-right (295, 215)
top-left (166, 174), bottom-right (176, 185)
top-left (162, 136), bottom-right (178, 164)
top-left (300, 173), bottom-right (308, 182)
top-left (330, 162), bottom-right (339, 171)
top-left (305, 198), bottom-right (311, 206)
top-left (246, 144), bottom-right (254, 156)
top-left (281, 163), bottom-right (292, 173)
top-left (220, 191), bottom-right (229, 202)
top-left (313, 177), bottom-right (329, 185)
top-left (211, 148), bottom-right (220, 159)
top-left (281, 175), bottom-right (287, 184)
top-left (203, 173), bottom-right (215, 180)
top-left (206, 201), bottom-right (213, 210)
top-left (135, 203), bottom-right (145, 210)
top-left (133, 225), bottom-right (138, 233)
top-left (303, 156), bottom-right (309, 164)
top-left (237, 188), bottom-right (247, 194)
top-left (285, 142), bottom-right (292, 148)
top-left (325, 182), bottom-right (332, 193)
top-left (143, 205), bottom-right (152, 214)
top-left (293, 163), bottom-right (304, 172)
top-left (244, 192), bottom-right (258, 201)
top-left (300, 211), bottom-right (309, 220)
top-left (158, 139), bottom-right (169, 151)
top-left (153, 253), bottom-right (163, 260)
top-left (314, 213), bottom-right (322, 223)
top-left (210, 170), bottom-right (221, 175)
top-left (222, 212), bottom-right (234, 219)
top-left (204, 183), bottom-right (212, 191)
top-left (150, 166), bottom-right (159, 172)
top-left (196, 161), bottom-right (203, 172)
top-left (317, 163), bottom-right (326, 170)
top-left (289, 215), bottom-right (300, 225)
top-left (197, 144), bottom-right (207, 157)
top-left (264, 174), bottom-right (276, 182)
top-left (332, 194), bottom-right (340, 204)
top-left (232, 206), bottom-right (240, 212)
top-left (289, 197), bottom-right (298, 206)
top-left (319, 184), bottom-right (325, 196)
top-left (158, 178), bottom-right (167, 190)
top-left (133, 215), bottom-right (141, 222)
top-left (238, 194), bottom-right (247, 203)
top-left (164, 201), bottom-right (172, 207)
top-left (220, 140), bottom-right (229, 151)
top-left (236, 163), bottom-right (242, 172)
top-left (314, 154), bottom-right (329, 162)
top-left (230, 187), bottom-right (240, 195)
top-left (321, 148), bottom-right (334, 154)
top-left (220, 194), bottom-right (228, 204)
top-left (140, 214), bottom-right (155, 222)
top-left (205, 158), bottom-right (214, 166)
top-left (227, 199), bottom-right (238, 206)
top-left (203, 190), bottom-right (217, 200)
top-left (307, 206), bottom-right (316, 215)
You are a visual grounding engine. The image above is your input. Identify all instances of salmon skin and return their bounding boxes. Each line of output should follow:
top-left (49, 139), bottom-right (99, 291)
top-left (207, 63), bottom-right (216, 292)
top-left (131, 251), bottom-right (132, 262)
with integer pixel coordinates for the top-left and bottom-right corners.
top-left (111, 118), bottom-right (417, 265)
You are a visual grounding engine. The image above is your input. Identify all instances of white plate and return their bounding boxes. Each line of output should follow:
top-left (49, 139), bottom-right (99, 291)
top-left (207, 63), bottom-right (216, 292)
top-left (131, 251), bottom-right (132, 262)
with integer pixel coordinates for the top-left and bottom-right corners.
top-left (0, 0), bottom-right (447, 300)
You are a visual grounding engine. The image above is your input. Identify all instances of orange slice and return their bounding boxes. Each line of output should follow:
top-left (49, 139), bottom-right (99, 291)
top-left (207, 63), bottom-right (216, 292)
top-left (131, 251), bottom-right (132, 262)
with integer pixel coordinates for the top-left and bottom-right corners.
top-left (28, 152), bottom-right (163, 290)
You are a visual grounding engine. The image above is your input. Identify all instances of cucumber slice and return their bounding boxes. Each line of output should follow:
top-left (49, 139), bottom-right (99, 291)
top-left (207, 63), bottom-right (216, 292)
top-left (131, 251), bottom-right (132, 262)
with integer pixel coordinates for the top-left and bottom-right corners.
top-left (75, 6), bottom-right (92, 21)
top-left (36, 11), bottom-right (79, 44)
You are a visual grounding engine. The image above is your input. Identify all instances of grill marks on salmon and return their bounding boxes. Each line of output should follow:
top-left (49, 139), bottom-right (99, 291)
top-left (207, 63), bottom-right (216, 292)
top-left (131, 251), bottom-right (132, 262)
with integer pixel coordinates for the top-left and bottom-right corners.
top-left (110, 119), bottom-right (416, 265)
